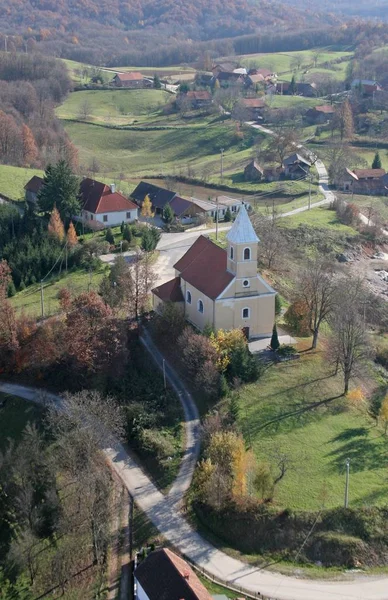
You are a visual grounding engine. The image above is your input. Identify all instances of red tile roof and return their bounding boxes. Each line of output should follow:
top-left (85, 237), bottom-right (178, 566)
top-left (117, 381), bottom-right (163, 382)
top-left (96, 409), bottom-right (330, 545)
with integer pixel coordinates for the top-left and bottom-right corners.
top-left (152, 277), bottom-right (184, 303)
top-left (80, 178), bottom-right (138, 214)
top-left (174, 235), bottom-right (234, 300)
top-left (186, 90), bottom-right (212, 101)
top-left (135, 549), bottom-right (212, 600)
top-left (313, 105), bottom-right (335, 113)
top-left (353, 168), bottom-right (386, 180)
top-left (115, 72), bottom-right (143, 81)
top-left (241, 97), bottom-right (266, 108)
top-left (24, 175), bottom-right (44, 193)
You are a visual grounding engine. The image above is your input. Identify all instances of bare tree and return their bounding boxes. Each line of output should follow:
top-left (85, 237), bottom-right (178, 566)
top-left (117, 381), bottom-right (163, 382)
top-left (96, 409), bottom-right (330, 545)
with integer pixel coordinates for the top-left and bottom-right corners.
top-left (127, 250), bottom-right (156, 320)
top-left (78, 97), bottom-right (92, 121)
top-left (328, 281), bottom-right (373, 394)
top-left (251, 208), bottom-right (287, 270)
top-left (259, 126), bottom-right (300, 167)
top-left (299, 258), bottom-right (338, 349)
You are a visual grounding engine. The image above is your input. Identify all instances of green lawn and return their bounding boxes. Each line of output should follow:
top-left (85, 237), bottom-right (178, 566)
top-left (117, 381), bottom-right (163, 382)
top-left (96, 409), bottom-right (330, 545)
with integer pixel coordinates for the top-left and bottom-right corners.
top-left (57, 89), bottom-right (172, 124)
top-left (63, 120), bottom-right (242, 176)
top-left (239, 49), bottom-right (353, 76)
top-left (346, 193), bottom-right (388, 223)
top-left (0, 394), bottom-right (43, 450)
top-left (279, 205), bottom-right (358, 233)
top-left (10, 265), bottom-right (108, 318)
top-left (0, 164), bottom-right (43, 200)
top-left (266, 95), bottom-right (318, 109)
top-left (238, 350), bottom-right (388, 510)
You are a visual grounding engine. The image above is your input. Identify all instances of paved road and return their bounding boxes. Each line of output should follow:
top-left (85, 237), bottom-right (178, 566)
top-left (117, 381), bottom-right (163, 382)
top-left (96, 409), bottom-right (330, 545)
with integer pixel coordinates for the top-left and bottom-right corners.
top-left (1, 381), bottom-right (388, 600)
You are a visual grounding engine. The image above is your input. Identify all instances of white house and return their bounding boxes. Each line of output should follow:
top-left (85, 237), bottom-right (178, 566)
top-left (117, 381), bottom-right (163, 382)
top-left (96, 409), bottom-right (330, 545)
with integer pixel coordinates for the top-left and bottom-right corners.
top-left (79, 178), bottom-right (138, 227)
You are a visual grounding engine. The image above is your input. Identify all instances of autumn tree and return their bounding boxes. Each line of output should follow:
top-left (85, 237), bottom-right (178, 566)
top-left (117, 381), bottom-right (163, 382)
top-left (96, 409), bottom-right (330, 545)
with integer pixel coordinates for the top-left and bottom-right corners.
top-left (335, 100), bottom-right (354, 140)
top-left (99, 255), bottom-right (131, 312)
top-left (21, 124), bottom-right (39, 166)
top-left (38, 160), bottom-right (80, 223)
top-left (284, 299), bottom-right (310, 336)
top-left (259, 126), bottom-right (300, 167)
top-left (66, 221), bottom-right (78, 247)
top-left (328, 282), bottom-right (373, 394)
top-left (298, 257), bottom-right (337, 349)
top-left (251, 208), bottom-right (286, 269)
top-left (48, 205), bottom-right (65, 241)
top-left (127, 250), bottom-right (156, 320)
top-left (141, 194), bottom-right (154, 221)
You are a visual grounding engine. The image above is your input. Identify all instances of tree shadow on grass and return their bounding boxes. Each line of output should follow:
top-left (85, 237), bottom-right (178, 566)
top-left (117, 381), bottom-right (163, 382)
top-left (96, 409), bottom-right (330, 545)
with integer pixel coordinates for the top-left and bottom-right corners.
top-left (326, 429), bottom-right (388, 473)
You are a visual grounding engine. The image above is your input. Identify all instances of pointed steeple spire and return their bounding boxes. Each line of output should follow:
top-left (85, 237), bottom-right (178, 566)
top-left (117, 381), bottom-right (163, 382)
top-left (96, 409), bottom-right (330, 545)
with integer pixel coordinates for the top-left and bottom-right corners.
top-left (226, 204), bottom-right (259, 244)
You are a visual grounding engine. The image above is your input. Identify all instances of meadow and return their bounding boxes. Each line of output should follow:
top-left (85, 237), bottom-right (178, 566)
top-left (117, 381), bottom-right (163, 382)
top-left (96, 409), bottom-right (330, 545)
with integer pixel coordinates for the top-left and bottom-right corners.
top-left (0, 164), bottom-right (43, 200)
top-left (238, 346), bottom-right (387, 511)
top-left (239, 48), bottom-right (353, 77)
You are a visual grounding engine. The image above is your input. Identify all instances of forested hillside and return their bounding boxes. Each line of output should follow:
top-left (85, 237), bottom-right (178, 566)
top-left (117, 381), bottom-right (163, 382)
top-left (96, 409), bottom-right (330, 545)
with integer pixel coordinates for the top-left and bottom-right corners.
top-left (0, 53), bottom-right (76, 169)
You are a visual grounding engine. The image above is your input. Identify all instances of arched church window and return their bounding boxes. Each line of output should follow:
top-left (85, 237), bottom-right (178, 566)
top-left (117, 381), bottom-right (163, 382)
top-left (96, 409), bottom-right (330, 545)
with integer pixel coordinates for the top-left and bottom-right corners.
top-left (244, 247), bottom-right (251, 261)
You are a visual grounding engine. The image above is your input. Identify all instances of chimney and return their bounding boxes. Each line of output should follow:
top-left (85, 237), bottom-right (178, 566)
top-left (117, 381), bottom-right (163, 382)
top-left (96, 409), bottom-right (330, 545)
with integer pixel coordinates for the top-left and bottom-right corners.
top-left (183, 570), bottom-right (190, 581)
top-left (110, 183), bottom-right (116, 193)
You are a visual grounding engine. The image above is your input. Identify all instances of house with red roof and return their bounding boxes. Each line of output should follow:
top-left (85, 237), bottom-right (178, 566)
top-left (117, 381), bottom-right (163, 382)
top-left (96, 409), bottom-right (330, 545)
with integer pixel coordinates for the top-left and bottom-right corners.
top-left (305, 105), bottom-right (335, 125)
top-left (112, 72), bottom-right (151, 88)
top-left (135, 548), bottom-right (213, 600)
top-left (79, 178), bottom-right (138, 227)
top-left (152, 205), bottom-right (276, 339)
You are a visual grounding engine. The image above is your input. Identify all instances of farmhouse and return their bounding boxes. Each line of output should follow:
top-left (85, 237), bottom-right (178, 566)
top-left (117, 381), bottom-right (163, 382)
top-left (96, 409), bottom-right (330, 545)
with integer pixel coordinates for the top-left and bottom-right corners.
top-left (305, 105), bottom-right (335, 124)
top-left (24, 175), bottom-right (44, 204)
top-left (244, 160), bottom-right (264, 181)
top-left (216, 71), bottom-right (245, 87)
top-left (112, 72), bottom-right (151, 88)
top-left (239, 97), bottom-right (266, 120)
top-left (283, 153), bottom-right (312, 179)
top-left (79, 178), bottom-right (138, 227)
top-left (351, 79), bottom-right (383, 96)
top-left (135, 548), bottom-right (212, 600)
top-left (344, 168), bottom-right (388, 195)
top-left (276, 81), bottom-right (317, 97)
top-left (212, 62), bottom-right (239, 76)
top-left (152, 205), bottom-right (276, 339)
top-left (185, 90), bottom-right (213, 109)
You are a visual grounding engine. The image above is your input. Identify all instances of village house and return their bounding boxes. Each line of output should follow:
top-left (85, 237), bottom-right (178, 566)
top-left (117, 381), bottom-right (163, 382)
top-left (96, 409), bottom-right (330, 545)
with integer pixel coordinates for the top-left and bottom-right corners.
top-left (24, 175), bottom-right (44, 204)
top-left (239, 97), bottom-right (266, 120)
top-left (130, 181), bottom-right (177, 214)
top-left (216, 71), bottom-right (246, 87)
top-left (184, 90), bottom-right (213, 109)
top-left (305, 105), bottom-right (335, 124)
top-left (283, 153), bottom-right (312, 179)
top-left (248, 67), bottom-right (277, 81)
top-left (351, 79), bottom-right (383, 97)
top-left (244, 160), bottom-right (264, 181)
top-left (343, 168), bottom-right (388, 195)
top-left (78, 178), bottom-right (138, 227)
top-left (112, 72), bottom-right (151, 88)
top-left (276, 81), bottom-right (317, 97)
top-left (212, 62), bottom-right (239, 76)
top-left (152, 205), bottom-right (276, 340)
top-left (134, 548), bottom-right (213, 600)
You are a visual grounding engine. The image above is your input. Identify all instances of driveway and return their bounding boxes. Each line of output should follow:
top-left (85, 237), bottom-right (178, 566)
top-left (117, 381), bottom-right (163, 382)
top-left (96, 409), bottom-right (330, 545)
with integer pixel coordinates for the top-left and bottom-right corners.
top-left (1, 381), bottom-right (388, 600)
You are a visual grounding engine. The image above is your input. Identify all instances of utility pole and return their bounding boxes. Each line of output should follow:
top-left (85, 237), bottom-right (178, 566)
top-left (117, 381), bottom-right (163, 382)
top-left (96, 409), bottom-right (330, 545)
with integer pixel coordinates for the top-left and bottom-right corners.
top-left (220, 148), bottom-right (224, 184)
top-left (344, 458), bottom-right (350, 508)
top-left (216, 197), bottom-right (219, 241)
top-left (162, 358), bottom-right (167, 390)
top-left (40, 280), bottom-right (45, 319)
top-left (308, 174), bottom-right (312, 210)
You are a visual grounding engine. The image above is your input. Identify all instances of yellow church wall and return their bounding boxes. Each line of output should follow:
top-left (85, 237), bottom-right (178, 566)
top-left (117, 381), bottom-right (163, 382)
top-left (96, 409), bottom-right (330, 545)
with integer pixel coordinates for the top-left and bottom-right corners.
top-left (181, 278), bottom-right (215, 331)
top-left (215, 293), bottom-right (275, 338)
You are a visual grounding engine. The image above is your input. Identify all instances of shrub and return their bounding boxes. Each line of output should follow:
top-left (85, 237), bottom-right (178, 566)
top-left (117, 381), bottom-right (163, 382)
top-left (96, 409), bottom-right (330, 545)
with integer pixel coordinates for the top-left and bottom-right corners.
top-left (284, 299), bottom-right (310, 336)
top-left (375, 346), bottom-right (388, 369)
top-left (306, 532), bottom-right (368, 567)
top-left (139, 428), bottom-right (175, 460)
top-left (275, 294), bottom-right (282, 316)
top-left (121, 240), bottom-right (129, 252)
top-left (123, 224), bottom-right (132, 243)
top-left (105, 227), bottom-right (114, 244)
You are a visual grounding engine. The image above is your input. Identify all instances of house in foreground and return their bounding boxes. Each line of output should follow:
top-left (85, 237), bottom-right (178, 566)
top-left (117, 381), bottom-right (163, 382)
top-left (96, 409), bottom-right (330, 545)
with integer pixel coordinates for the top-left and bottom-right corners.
top-left (112, 72), bottom-right (151, 88)
top-left (343, 168), bottom-right (388, 195)
top-left (283, 153), bottom-right (312, 179)
top-left (79, 178), bottom-right (138, 227)
top-left (152, 205), bottom-right (276, 339)
top-left (135, 548), bottom-right (213, 600)
top-left (25, 175), bottom-right (139, 227)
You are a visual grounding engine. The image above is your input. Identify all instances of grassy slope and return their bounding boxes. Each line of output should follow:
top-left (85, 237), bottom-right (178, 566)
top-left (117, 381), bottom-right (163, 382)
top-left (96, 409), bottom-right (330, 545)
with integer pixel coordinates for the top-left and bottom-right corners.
top-left (10, 265), bottom-right (108, 318)
top-left (240, 49), bottom-right (353, 74)
top-left (57, 89), bottom-right (172, 123)
top-left (0, 165), bottom-right (44, 200)
top-left (238, 350), bottom-right (388, 511)
top-left (279, 205), bottom-right (358, 233)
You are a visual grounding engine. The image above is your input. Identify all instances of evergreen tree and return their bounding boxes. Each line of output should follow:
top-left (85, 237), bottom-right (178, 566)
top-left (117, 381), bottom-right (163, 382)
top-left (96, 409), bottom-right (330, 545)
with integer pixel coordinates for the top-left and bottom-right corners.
top-left (38, 160), bottom-right (80, 223)
top-left (229, 393), bottom-right (240, 422)
top-left (105, 227), bottom-right (114, 244)
top-left (163, 203), bottom-right (174, 224)
top-left (123, 224), bottom-right (132, 243)
top-left (224, 207), bottom-right (232, 222)
top-left (141, 227), bottom-right (160, 252)
top-left (270, 323), bottom-right (280, 351)
top-left (289, 74), bottom-right (296, 95)
top-left (372, 151), bottom-right (382, 169)
top-left (120, 221), bottom-right (125, 234)
top-left (48, 206), bottom-right (65, 241)
top-left (67, 221), bottom-right (78, 247)
top-left (153, 74), bottom-right (162, 89)
top-left (275, 294), bottom-right (282, 316)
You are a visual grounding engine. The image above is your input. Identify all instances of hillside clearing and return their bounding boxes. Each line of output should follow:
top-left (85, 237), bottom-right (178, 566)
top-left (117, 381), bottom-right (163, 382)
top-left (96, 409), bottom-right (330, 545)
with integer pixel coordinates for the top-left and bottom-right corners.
top-left (0, 165), bottom-right (43, 200)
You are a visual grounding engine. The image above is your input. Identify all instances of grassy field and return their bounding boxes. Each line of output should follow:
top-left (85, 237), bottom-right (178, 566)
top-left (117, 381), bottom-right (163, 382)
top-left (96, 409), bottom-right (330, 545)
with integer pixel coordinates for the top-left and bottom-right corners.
top-left (57, 89), bottom-right (172, 124)
top-left (279, 205), bottom-right (358, 233)
top-left (238, 348), bottom-right (388, 511)
top-left (344, 193), bottom-right (388, 223)
top-left (266, 95), bottom-right (318, 109)
top-left (0, 394), bottom-right (43, 450)
top-left (0, 164), bottom-right (43, 200)
top-left (239, 49), bottom-right (353, 75)
top-left (10, 264), bottom-right (108, 318)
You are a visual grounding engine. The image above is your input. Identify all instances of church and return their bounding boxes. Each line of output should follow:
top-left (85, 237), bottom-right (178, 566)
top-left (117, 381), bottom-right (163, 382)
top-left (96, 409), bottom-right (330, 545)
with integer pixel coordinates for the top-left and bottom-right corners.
top-left (152, 205), bottom-right (276, 340)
